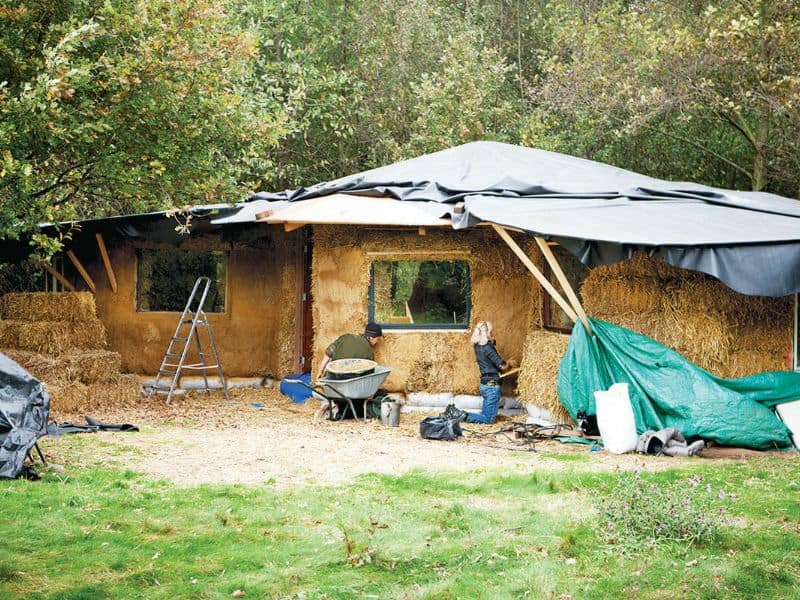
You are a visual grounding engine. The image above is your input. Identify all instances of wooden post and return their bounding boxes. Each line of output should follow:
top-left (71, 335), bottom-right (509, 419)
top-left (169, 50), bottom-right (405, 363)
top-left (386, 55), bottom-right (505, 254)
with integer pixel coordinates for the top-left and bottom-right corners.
top-left (95, 233), bottom-right (117, 293)
top-left (404, 301), bottom-right (415, 324)
top-left (491, 224), bottom-right (579, 324)
top-left (534, 237), bottom-right (591, 335)
top-left (38, 261), bottom-right (76, 292)
top-left (65, 250), bottom-right (96, 293)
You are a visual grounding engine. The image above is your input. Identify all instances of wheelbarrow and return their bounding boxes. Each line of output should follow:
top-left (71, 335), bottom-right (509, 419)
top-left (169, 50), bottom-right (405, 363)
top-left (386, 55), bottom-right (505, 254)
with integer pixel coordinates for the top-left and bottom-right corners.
top-left (285, 365), bottom-right (392, 421)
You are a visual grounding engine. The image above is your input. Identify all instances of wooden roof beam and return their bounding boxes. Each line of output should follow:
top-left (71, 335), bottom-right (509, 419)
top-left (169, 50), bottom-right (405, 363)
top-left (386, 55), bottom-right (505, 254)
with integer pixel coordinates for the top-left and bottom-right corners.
top-left (38, 261), bottom-right (76, 292)
top-left (95, 233), bottom-right (117, 293)
top-left (66, 250), bottom-right (96, 293)
top-left (534, 237), bottom-right (591, 335)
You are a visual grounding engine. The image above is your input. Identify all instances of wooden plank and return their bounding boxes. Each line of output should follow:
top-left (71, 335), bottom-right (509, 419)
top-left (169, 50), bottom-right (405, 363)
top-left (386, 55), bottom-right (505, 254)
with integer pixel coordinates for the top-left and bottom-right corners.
top-left (284, 222), bottom-right (305, 232)
top-left (65, 250), bottom-right (96, 293)
top-left (491, 224), bottom-right (579, 324)
top-left (535, 237), bottom-right (591, 335)
top-left (404, 301), bottom-right (415, 324)
top-left (95, 233), bottom-right (117, 293)
top-left (499, 367), bottom-right (520, 379)
top-left (38, 261), bottom-right (76, 292)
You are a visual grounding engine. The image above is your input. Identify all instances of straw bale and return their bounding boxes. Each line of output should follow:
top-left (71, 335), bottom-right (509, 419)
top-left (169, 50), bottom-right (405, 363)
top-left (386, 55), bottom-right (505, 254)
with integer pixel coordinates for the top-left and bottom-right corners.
top-left (589, 252), bottom-right (707, 283)
top-left (729, 294), bottom-right (793, 326)
top-left (732, 325), bottom-right (792, 356)
top-left (588, 252), bottom-right (660, 281)
top-left (581, 276), bottom-right (664, 314)
top-left (0, 319), bottom-right (108, 355)
top-left (0, 292), bottom-right (97, 322)
top-left (517, 329), bottom-right (572, 424)
top-left (718, 350), bottom-right (788, 379)
top-left (664, 279), bottom-right (738, 316)
top-left (0, 348), bottom-right (120, 384)
top-left (666, 280), bottom-right (792, 325)
top-left (403, 334), bottom-right (458, 393)
top-left (64, 350), bottom-right (122, 383)
top-left (0, 349), bottom-right (61, 382)
top-left (48, 374), bottom-right (142, 414)
top-left (591, 310), bottom-right (731, 370)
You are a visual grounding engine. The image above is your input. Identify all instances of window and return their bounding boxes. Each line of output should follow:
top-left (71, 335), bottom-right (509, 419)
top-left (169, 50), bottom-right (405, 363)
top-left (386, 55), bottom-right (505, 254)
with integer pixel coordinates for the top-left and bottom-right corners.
top-left (369, 260), bottom-right (470, 329)
top-left (136, 248), bottom-right (227, 312)
top-left (542, 245), bottom-right (589, 332)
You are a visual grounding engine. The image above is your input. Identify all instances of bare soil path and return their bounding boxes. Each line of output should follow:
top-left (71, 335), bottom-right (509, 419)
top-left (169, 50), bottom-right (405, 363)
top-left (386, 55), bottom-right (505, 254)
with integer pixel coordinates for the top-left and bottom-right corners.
top-left (42, 388), bottom-right (760, 487)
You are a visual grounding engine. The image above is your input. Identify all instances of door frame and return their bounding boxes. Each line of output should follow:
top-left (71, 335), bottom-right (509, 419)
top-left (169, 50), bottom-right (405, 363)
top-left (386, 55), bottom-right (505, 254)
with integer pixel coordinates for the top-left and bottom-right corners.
top-left (293, 227), bottom-right (313, 373)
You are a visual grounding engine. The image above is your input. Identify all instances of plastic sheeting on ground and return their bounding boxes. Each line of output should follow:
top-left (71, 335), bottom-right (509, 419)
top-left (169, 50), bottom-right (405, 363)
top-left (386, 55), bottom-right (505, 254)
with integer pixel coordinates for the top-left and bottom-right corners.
top-left (0, 352), bottom-right (50, 478)
top-left (279, 372), bottom-right (313, 404)
top-left (557, 318), bottom-right (798, 450)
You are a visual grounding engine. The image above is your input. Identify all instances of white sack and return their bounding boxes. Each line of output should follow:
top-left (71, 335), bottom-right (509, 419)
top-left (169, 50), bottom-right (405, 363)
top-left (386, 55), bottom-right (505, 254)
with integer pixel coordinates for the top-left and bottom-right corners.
top-left (594, 382), bottom-right (638, 454)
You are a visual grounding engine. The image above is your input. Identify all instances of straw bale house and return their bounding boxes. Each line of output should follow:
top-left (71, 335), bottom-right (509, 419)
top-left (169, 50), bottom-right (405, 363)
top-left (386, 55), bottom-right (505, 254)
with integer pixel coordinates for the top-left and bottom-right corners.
top-left (1, 198), bottom-right (794, 423)
top-left (2, 142), bottom-right (798, 420)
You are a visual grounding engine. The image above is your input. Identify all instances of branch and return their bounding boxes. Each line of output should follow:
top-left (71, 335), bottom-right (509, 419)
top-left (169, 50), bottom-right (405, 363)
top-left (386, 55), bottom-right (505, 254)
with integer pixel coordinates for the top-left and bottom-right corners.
top-left (605, 112), bottom-right (754, 181)
top-left (28, 158), bottom-right (98, 199)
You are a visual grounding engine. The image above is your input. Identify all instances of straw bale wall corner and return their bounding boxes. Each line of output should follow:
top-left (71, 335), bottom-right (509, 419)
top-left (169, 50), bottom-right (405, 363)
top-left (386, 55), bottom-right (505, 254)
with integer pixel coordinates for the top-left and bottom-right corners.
top-left (517, 251), bottom-right (794, 424)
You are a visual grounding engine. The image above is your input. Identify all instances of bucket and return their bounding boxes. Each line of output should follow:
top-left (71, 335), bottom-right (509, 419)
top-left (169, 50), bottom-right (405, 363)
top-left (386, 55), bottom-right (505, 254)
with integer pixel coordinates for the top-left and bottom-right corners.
top-left (380, 401), bottom-right (400, 427)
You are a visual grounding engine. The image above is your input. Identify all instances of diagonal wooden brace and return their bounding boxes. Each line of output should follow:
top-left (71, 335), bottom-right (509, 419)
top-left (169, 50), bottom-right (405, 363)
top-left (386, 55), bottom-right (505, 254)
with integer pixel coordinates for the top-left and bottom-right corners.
top-left (491, 223), bottom-right (582, 327)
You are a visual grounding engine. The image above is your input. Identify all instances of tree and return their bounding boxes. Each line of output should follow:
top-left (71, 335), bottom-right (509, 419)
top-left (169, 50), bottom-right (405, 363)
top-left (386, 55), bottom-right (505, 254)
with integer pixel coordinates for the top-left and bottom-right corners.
top-left (533, 0), bottom-right (800, 195)
top-left (0, 0), bottom-right (292, 252)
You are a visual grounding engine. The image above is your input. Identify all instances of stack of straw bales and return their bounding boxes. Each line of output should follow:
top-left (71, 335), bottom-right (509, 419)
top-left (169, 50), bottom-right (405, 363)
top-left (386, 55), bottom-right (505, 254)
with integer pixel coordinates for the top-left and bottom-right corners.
top-left (582, 253), bottom-right (792, 377)
top-left (0, 292), bottom-right (141, 412)
top-left (519, 252), bottom-right (792, 424)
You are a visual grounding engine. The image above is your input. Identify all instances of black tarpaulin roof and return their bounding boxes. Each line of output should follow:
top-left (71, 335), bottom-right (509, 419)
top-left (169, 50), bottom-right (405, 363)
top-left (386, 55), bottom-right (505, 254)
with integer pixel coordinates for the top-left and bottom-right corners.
top-left (250, 141), bottom-right (800, 296)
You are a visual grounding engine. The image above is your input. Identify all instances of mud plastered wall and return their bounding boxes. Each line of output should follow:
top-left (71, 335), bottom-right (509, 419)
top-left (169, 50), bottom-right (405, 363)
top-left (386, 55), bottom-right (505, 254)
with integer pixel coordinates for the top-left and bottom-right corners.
top-left (73, 229), bottom-right (298, 377)
top-left (311, 226), bottom-right (538, 394)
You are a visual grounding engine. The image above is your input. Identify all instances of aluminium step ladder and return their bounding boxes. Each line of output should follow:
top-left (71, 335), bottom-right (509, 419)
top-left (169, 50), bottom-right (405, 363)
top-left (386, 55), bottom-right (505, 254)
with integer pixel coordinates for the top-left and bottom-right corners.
top-left (148, 277), bottom-right (229, 404)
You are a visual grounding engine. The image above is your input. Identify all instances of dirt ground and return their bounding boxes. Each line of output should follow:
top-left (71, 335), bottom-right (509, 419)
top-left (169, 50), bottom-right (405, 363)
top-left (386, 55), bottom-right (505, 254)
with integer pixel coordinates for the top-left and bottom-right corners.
top-left (41, 387), bottom-right (777, 488)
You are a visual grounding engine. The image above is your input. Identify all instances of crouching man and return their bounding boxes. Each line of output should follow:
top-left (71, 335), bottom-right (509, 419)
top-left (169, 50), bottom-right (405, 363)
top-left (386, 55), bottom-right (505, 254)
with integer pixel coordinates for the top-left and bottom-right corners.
top-left (315, 322), bottom-right (383, 419)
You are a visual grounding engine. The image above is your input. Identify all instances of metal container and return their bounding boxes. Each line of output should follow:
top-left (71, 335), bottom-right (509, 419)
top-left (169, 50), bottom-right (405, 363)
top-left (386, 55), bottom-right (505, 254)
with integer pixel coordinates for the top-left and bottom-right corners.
top-left (380, 401), bottom-right (400, 427)
top-left (319, 365), bottom-right (392, 399)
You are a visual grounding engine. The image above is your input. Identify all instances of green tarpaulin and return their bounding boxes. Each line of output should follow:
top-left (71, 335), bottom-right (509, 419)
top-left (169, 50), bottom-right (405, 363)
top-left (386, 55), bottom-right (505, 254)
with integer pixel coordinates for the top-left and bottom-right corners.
top-left (557, 318), bottom-right (798, 450)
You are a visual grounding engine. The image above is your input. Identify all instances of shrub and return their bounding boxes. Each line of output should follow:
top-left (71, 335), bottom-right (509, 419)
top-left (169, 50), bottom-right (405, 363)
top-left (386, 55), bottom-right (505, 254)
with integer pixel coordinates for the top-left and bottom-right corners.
top-left (596, 471), bottom-right (736, 548)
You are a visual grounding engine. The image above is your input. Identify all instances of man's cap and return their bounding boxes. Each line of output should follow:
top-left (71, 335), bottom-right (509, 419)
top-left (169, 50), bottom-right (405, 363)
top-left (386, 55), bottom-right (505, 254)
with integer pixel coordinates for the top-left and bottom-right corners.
top-left (365, 323), bottom-right (383, 338)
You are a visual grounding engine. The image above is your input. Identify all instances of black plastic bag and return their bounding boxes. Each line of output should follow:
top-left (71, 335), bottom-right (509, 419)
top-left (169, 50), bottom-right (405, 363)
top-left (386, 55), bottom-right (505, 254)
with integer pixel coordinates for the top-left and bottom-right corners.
top-left (419, 416), bottom-right (463, 441)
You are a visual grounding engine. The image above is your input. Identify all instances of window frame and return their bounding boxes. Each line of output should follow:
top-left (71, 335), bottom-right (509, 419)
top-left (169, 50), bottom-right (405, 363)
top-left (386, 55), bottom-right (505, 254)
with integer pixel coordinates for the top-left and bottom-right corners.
top-left (135, 247), bottom-right (229, 314)
top-left (367, 260), bottom-right (472, 331)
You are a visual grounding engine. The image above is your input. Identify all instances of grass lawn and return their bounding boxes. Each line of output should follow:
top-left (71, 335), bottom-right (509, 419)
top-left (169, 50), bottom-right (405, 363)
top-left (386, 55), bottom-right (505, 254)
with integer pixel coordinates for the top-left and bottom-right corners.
top-left (0, 453), bottom-right (798, 599)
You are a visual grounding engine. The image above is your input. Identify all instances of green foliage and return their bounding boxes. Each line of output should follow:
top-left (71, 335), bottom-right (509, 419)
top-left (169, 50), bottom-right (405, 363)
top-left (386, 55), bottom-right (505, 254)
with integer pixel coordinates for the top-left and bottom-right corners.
top-left (2, 0), bottom-right (799, 262)
top-left (0, 0), bottom-right (290, 251)
top-left (372, 260), bottom-right (469, 325)
top-left (533, 0), bottom-right (800, 195)
top-left (596, 470), bottom-right (735, 549)
top-left (0, 449), bottom-right (799, 598)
